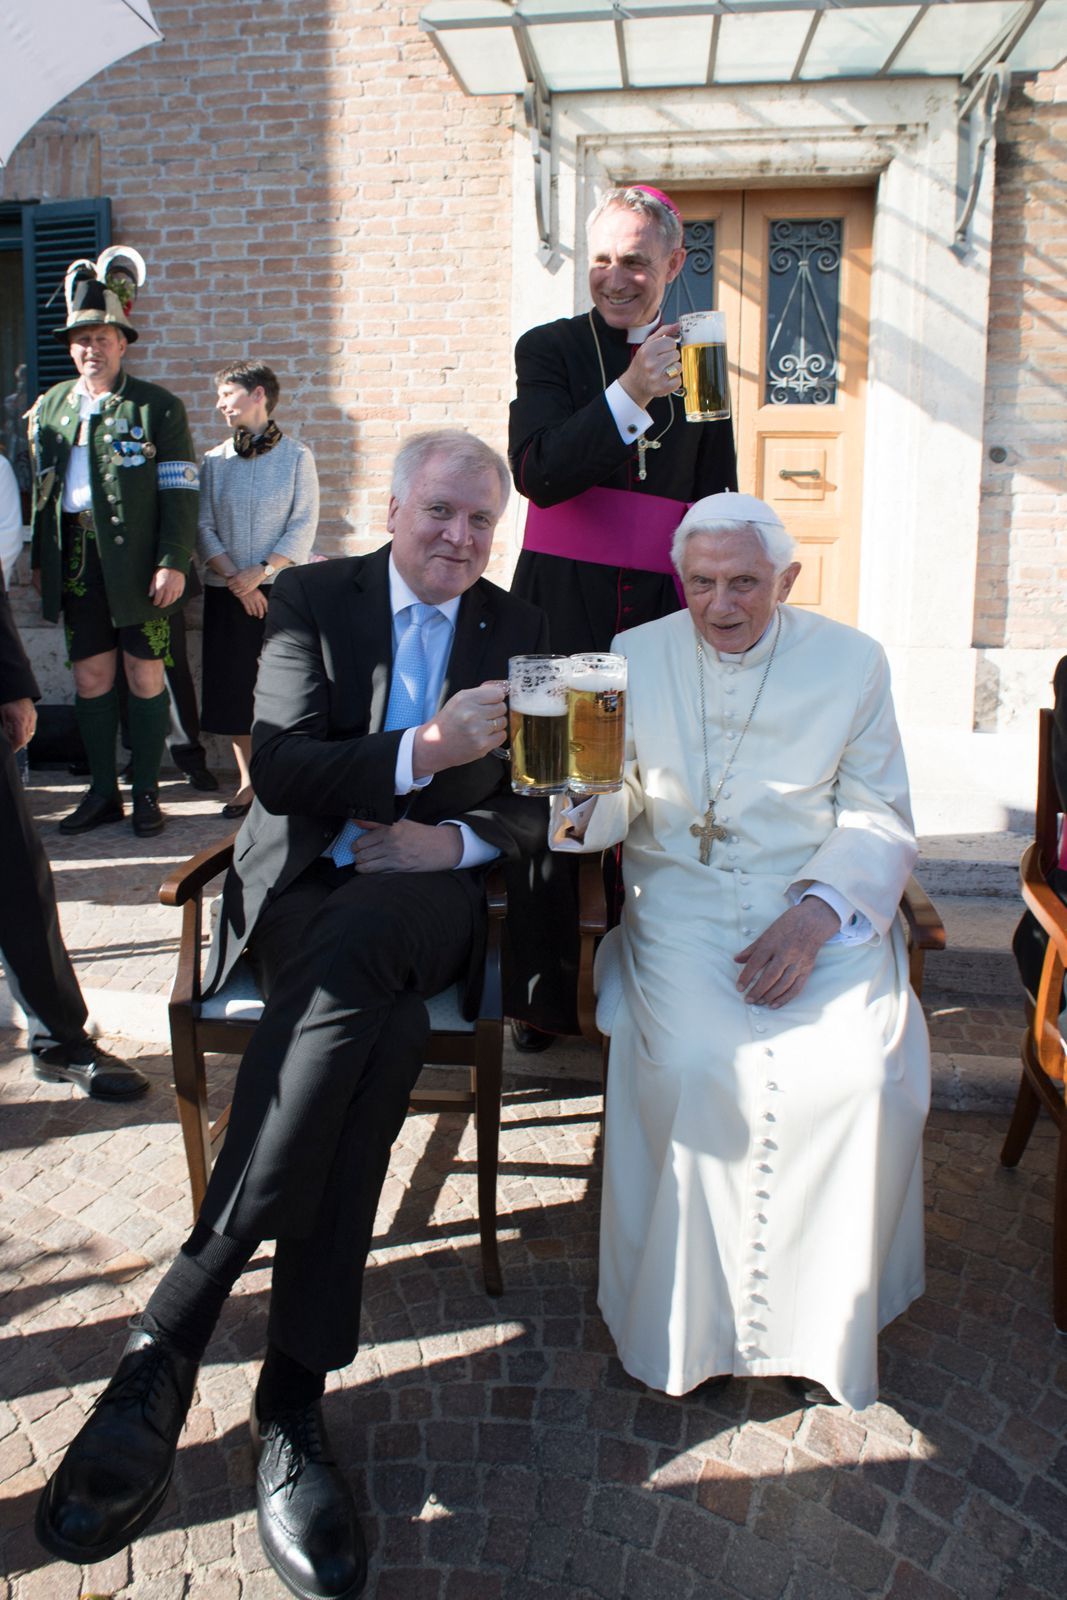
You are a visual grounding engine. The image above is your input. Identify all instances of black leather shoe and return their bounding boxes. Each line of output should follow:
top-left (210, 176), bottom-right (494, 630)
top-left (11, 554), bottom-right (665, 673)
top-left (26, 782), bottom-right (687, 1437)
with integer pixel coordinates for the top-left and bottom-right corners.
top-left (509, 1020), bottom-right (557, 1053)
top-left (183, 765), bottom-right (219, 792)
top-left (252, 1402), bottom-right (367, 1600)
top-left (59, 789), bottom-right (124, 834)
top-left (32, 1037), bottom-right (150, 1099)
top-left (132, 791), bottom-right (165, 837)
top-left (35, 1316), bottom-right (198, 1563)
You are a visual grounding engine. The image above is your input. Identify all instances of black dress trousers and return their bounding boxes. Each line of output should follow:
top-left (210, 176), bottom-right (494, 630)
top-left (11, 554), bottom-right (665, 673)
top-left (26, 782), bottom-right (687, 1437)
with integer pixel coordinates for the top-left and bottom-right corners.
top-left (198, 861), bottom-right (481, 1373)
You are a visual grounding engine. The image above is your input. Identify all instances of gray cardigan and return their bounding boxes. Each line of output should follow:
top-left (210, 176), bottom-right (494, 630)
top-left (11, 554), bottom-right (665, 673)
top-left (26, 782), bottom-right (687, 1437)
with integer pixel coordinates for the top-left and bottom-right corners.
top-left (198, 434), bottom-right (319, 582)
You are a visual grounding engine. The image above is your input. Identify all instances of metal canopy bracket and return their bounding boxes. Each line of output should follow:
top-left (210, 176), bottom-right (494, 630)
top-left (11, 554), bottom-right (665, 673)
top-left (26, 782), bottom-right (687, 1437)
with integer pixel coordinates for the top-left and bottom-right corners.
top-left (418, 0), bottom-right (1065, 255)
top-left (954, 0), bottom-right (1045, 250)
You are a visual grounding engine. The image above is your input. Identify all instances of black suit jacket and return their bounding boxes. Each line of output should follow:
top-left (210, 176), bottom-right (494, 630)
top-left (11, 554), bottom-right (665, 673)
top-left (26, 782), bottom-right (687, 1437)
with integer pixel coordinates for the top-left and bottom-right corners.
top-left (0, 571), bottom-right (40, 707)
top-left (205, 544), bottom-right (549, 995)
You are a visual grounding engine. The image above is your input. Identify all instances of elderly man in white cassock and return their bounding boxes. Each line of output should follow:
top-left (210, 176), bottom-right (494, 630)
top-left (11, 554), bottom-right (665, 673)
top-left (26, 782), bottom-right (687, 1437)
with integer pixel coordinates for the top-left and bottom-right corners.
top-left (552, 492), bottom-right (930, 1411)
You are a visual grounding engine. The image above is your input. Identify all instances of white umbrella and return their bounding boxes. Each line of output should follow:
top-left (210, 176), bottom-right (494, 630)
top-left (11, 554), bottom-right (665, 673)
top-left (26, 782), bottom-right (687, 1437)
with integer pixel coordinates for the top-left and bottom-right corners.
top-left (0, 0), bottom-right (164, 165)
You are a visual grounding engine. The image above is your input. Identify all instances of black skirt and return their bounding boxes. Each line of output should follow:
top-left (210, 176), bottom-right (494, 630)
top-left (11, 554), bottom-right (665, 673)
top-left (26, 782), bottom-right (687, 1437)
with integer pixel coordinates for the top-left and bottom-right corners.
top-left (200, 583), bottom-right (270, 735)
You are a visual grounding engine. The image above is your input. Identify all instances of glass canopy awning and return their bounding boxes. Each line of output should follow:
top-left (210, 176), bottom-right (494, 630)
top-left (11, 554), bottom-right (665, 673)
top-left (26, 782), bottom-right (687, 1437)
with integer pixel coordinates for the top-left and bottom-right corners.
top-left (419, 0), bottom-right (1067, 250)
top-left (419, 0), bottom-right (1065, 95)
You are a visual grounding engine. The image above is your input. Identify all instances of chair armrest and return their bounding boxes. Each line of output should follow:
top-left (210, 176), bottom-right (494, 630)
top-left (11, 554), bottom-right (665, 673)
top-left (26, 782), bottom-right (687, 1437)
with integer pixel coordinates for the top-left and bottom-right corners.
top-left (899, 874), bottom-right (946, 952)
top-left (159, 833), bottom-right (238, 907)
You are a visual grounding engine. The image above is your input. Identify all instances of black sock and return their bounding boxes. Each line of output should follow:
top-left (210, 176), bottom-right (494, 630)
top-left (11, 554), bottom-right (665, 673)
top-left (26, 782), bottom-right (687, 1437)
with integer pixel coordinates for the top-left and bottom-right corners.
top-left (143, 1222), bottom-right (257, 1362)
top-left (256, 1342), bottom-right (327, 1420)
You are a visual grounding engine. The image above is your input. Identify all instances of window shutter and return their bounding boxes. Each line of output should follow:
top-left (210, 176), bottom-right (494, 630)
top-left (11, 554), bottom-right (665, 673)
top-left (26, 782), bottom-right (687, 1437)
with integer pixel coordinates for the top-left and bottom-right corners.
top-left (23, 199), bottom-right (112, 399)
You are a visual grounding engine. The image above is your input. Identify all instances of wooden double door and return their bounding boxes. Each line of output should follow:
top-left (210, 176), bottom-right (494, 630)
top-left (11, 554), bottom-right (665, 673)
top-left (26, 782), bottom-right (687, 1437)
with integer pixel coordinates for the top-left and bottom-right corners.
top-left (664, 187), bottom-right (874, 625)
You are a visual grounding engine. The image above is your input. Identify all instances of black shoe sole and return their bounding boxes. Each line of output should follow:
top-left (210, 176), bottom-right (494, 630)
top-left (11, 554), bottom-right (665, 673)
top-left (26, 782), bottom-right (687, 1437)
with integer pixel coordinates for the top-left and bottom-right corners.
top-left (35, 1465), bottom-right (173, 1564)
top-left (58, 810), bottom-right (124, 835)
top-left (132, 817), bottom-right (165, 837)
top-left (32, 1063), bottom-right (151, 1100)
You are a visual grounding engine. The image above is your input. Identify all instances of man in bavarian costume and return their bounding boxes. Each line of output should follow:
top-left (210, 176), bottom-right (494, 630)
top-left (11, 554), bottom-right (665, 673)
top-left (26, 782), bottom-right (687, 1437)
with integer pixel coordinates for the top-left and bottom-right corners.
top-left (29, 247), bottom-right (199, 837)
top-left (509, 184), bottom-right (738, 655)
top-left (506, 186), bottom-right (739, 1045)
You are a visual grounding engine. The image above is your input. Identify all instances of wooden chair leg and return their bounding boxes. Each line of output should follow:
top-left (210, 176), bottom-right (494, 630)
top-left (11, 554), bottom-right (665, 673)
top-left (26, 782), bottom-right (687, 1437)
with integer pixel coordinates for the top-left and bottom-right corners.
top-left (473, 1018), bottom-right (503, 1297)
top-left (1000, 1057), bottom-right (1043, 1169)
top-left (1054, 1122), bottom-right (1067, 1335)
top-left (170, 1007), bottom-right (212, 1218)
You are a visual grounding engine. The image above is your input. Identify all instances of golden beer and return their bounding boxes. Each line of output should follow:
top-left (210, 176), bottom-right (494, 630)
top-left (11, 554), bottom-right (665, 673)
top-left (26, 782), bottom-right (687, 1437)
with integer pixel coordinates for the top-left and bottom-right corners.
top-left (566, 654), bottom-right (627, 795)
top-left (678, 311), bottom-right (731, 423)
top-left (509, 704), bottom-right (568, 795)
top-left (508, 655), bottom-right (569, 795)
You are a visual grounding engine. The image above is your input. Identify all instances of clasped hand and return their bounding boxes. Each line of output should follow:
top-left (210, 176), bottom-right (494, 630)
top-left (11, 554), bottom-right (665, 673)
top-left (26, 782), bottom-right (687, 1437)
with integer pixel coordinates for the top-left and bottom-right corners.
top-left (351, 819), bottom-right (462, 874)
top-left (734, 898), bottom-right (841, 1009)
top-left (617, 323), bottom-right (683, 411)
top-left (412, 681), bottom-right (508, 779)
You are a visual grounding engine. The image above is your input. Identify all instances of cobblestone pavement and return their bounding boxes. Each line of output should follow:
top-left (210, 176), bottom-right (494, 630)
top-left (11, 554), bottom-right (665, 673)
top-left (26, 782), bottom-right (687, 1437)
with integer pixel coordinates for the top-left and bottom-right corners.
top-left (3, 772), bottom-right (1064, 1599)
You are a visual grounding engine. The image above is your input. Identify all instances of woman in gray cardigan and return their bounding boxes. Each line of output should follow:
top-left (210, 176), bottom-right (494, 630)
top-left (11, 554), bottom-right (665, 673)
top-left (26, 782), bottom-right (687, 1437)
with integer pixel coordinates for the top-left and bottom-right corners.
top-left (198, 362), bottom-right (319, 816)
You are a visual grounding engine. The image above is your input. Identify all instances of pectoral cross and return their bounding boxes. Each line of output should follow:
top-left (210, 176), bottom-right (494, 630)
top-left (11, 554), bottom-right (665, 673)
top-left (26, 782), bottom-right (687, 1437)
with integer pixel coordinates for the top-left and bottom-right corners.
top-left (690, 803), bottom-right (728, 866)
top-left (636, 435), bottom-right (661, 482)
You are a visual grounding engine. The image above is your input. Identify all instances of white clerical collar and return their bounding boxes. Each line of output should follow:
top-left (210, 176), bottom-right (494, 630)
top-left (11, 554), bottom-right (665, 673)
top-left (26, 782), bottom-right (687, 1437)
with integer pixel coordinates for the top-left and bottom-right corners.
top-left (388, 554), bottom-right (460, 628)
top-left (627, 316), bottom-right (661, 345)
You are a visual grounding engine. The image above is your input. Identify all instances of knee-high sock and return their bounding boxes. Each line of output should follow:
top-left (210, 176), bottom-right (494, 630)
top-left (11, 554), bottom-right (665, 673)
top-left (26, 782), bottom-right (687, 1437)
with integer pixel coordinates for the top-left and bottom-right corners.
top-left (74, 689), bottom-right (119, 798)
top-left (143, 1222), bottom-right (257, 1362)
top-left (127, 688), bottom-right (170, 796)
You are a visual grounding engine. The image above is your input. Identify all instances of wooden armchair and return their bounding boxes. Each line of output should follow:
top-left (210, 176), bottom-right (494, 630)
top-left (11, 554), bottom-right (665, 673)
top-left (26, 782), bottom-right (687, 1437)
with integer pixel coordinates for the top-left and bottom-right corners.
top-left (1000, 707), bottom-right (1067, 1331)
top-left (159, 837), bottom-right (508, 1297)
top-left (576, 857), bottom-right (946, 1065)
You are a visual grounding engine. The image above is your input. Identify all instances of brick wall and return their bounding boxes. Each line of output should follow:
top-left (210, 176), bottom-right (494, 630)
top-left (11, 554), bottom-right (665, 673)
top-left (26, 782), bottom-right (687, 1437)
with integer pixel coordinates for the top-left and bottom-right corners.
top-left (2, 0), bottom-right (517, 575)
top-left (974, 61), bottom-right (1067, 654)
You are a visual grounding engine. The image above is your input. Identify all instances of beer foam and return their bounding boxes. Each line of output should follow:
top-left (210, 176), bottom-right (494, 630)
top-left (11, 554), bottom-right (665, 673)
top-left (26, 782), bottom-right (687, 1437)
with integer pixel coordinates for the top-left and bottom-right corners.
top-left (679, 310), bottom-right (726, 344)
top-left (510, 686), bottom-right (566, 715)
top-left (567, 666), bottom-right (626, 692)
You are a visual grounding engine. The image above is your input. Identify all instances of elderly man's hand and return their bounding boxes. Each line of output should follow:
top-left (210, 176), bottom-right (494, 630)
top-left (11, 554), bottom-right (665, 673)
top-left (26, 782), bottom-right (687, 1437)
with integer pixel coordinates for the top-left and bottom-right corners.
top-left (734, 898), bottom-right (841, 1009)
top-left (1, 697), bottom-right (37, 752)
top-left (412, 681), bottom-right (509, 778)
top-left (149, 567), bottom-right (186, 608)
top-left (617, 322), bottom-right (683, 411)
top-left (351, 819), bottom-right (463, 873)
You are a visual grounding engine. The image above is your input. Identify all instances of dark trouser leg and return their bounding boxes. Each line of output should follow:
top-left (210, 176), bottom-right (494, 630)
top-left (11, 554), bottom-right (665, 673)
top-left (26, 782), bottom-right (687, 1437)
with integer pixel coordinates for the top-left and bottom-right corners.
top-left (0, 728), bottom-right (87, 1045)
top-left (164, 610), bottom-right (207, 770)
top-left (198, 865), bottom-right (479, 1368)
top-left (269, 989), bottom-right (430, 1372)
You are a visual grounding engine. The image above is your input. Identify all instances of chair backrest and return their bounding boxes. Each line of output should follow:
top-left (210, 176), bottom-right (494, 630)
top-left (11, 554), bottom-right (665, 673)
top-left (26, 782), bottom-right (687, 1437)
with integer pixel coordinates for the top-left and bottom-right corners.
top-left (1022, 708), bottom-right (1067, 1084)
top-left (1035, 707), bottom-right (1061, 877)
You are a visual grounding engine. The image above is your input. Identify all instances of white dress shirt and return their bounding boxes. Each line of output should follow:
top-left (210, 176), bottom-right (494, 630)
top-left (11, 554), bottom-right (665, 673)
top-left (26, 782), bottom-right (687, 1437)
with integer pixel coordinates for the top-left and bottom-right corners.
top-left (60, 384), bottom-right (110, 513)
top-left (388, 556), bottom-right (498, 870)
top-left (604, 317), bottom-right (661, 444)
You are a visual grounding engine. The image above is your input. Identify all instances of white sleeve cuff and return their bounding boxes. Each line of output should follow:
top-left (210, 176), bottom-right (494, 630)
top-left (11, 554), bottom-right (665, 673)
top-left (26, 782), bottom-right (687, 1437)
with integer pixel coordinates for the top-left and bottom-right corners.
top-left (395, 727), bottom-right (432, 795)
top-left (793, 881), bottom-right (874, 946)
top-left (443, 821), bottom-right (500, 869)
top-left (605, 380), bottom-right (652, 443)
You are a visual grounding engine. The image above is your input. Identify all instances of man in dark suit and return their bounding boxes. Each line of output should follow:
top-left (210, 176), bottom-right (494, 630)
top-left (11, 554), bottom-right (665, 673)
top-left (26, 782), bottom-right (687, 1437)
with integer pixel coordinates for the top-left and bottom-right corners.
top-left (37, 431), bottom-right (549, 1600)
top-left (0, 568), bottom-right (148, 1096)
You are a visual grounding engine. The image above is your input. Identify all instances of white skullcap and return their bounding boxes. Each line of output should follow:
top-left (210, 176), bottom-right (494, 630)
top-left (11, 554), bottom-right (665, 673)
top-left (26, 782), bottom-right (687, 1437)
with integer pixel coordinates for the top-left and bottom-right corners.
top-left (682, 492), bottom-right (785, 534)
top-left (671, 492), bottom-right (794, 574)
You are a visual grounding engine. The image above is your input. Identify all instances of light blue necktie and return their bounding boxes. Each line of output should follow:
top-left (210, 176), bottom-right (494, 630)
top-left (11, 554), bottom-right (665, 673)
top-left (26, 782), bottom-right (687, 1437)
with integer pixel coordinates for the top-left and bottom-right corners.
top-left (326, 602), bottom-right (436, 867)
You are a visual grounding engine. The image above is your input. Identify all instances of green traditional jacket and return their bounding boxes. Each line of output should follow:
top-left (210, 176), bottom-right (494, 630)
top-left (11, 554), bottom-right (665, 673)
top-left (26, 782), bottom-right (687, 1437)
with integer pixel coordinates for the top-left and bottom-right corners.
top-left (29, 370), bottom-right (199, 626)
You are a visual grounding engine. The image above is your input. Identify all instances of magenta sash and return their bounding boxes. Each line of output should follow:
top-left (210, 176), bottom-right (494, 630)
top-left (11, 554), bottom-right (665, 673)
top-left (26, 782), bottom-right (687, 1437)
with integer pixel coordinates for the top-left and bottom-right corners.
top-left (522, 484), bottom-right (689, 577)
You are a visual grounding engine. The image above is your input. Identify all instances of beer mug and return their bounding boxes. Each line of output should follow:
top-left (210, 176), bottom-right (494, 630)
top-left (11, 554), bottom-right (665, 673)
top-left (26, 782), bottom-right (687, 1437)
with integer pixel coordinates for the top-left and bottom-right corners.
top-left (678, 310), bottom-right (731, 423)
top-left (566, 653), bottom-right (627, 796)
top-left (508, 654), bottom-right (569, 796)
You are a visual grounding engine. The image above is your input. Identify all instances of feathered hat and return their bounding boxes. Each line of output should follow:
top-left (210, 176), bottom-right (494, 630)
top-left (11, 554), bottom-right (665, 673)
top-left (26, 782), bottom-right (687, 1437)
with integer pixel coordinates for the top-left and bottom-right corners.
top-left (53, 246), bottom-right (147, 344)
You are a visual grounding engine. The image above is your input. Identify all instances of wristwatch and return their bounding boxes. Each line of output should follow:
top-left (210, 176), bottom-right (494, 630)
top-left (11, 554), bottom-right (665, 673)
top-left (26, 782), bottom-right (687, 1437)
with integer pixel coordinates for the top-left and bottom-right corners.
top-left (261, 562), bottom-right (278, 580)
